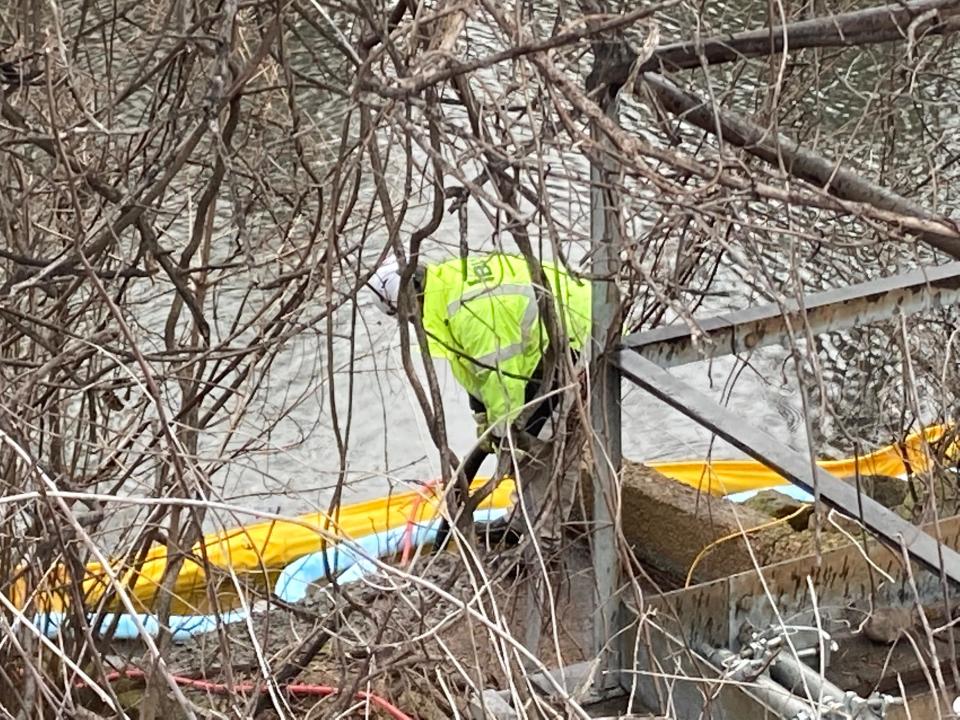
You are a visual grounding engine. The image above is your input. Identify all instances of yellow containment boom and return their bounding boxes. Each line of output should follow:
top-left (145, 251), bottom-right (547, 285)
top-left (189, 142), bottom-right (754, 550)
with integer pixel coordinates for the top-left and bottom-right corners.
top-left (21, 478), bottom-right (517, 615)
top-left (19, 425), bottom-right (954, 616)
top-left (647, 424), bottom-right (952, 496)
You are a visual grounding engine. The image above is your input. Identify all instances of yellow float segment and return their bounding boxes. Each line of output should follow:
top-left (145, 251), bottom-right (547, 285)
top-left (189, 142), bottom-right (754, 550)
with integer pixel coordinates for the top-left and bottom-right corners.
top-left (19, 424), bottom-right (954, 616)
top-left (648, 424), bottom-right (952, 496)
top-left (21, 478), bottom-right (517, 615)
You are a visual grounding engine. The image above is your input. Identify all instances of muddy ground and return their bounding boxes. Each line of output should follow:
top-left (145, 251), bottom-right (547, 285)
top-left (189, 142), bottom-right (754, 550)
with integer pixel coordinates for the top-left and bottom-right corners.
top-left (99, 539), bottom-right (609, 718)
top-left (91, 462), bottom-right (930, 718)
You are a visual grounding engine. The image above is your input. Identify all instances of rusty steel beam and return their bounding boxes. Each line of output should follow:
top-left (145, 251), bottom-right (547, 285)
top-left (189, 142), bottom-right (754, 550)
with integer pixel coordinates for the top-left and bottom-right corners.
top-left (614, 351), bottom-right (960, 586)
top-left (622, 262), bottom-right (960, 367)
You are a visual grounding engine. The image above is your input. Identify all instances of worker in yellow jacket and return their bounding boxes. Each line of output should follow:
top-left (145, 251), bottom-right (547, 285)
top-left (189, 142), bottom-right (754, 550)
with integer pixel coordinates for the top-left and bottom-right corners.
top-left (369, 253), bottom-right (591, 448)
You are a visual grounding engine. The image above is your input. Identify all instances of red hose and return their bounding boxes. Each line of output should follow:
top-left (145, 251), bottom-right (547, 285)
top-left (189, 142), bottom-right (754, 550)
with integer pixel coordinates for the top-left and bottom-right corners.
top-left (99, 669), bottom-right (414, 720)
top-left (94, 484), bottom-right (434, 719)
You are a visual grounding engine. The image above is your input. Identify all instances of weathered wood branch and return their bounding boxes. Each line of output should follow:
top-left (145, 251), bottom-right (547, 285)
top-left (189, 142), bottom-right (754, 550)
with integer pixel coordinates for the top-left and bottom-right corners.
top-left (477, 0), bottom-right (960, 247)
top-left (360, 2), bottom-right (671, 97)
top-left (605, 0), bottom-right (960, 86)
top-left (642, 72), bottom-right (960, 260)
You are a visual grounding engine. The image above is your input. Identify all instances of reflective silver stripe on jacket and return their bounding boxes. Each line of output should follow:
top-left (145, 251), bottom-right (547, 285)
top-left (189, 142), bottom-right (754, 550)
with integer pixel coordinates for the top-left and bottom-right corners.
top-left (447, 283), bottom-right (543, 366)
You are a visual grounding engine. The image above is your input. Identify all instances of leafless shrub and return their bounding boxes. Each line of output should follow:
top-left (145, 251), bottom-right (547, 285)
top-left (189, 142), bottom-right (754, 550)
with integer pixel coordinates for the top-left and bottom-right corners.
top-left (0, 0), bottom-right (957, 716)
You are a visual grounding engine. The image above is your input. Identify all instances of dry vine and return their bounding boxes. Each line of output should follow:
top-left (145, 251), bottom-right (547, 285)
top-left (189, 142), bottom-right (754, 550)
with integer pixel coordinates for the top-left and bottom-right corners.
top-left (0, 0), bottom-right (957, 716)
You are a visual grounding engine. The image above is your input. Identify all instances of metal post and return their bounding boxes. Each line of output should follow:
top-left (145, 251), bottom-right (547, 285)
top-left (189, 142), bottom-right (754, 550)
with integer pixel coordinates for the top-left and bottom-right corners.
top-left (589, 85), bottom-right (622, 693)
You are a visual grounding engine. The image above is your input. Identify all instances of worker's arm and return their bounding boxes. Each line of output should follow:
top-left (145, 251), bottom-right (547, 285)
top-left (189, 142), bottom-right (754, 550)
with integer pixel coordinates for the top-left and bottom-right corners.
top-left (449, 362), bottom-right (497, 451)
top-left (443, 278), bottom-right (547, 436)
top-left (446, 340), bottom-right (530, 436)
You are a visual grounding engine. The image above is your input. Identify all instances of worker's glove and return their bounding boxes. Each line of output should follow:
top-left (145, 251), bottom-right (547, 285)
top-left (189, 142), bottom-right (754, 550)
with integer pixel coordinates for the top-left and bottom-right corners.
top-left (473, 412), bottom-right (496, 453)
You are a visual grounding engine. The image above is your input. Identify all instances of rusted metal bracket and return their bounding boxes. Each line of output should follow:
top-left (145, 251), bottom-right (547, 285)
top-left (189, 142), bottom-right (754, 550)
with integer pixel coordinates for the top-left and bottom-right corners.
top-left (614, 351), bottom-right (960, 585)
top-left (623, 261), bottom-right (960, 367)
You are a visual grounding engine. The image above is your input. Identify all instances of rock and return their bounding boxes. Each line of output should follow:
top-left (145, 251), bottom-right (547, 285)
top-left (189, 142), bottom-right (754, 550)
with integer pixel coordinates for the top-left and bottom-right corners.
top-left (621, 463), bottom-right (779, 584)
top-left (862, 607), bottom-right (915, 645)
top-left (744, 489), bottom-right (813, 531)
top-left (860, 475), bottom-right (908, 509)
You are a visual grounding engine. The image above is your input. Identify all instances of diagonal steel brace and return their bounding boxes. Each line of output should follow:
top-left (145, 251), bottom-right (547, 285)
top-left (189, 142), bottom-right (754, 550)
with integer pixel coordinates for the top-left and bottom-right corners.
top-left (614, 351), bottom-right (960, 585)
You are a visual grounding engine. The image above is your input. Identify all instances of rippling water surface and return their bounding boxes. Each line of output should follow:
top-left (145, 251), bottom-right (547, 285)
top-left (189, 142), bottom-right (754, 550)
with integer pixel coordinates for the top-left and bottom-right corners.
top-left (108, 2), bottom-right (960, 521)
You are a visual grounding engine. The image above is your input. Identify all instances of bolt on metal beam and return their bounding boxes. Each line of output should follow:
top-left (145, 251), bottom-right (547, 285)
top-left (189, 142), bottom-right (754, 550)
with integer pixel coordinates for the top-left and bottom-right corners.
top-left (614, 351), bottom-right (960, 586)
top-left (623, 261), bottom-right (960, 367)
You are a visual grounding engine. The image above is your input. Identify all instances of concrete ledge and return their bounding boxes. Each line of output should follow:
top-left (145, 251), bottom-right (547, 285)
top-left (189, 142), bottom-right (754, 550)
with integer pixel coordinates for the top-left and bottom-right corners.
top-left (620, 462), bottom-right (785, 584)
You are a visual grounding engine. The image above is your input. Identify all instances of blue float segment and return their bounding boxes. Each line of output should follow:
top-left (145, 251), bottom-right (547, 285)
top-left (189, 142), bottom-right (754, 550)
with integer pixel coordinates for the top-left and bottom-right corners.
top-left (32, 605), bottom-right (254, 643)
top-left (32, 507), bottom-right (509, 641)
top-left (276, 507), bottom-right (508, 602)
top-left (726, 485), bottom-right (815, 504)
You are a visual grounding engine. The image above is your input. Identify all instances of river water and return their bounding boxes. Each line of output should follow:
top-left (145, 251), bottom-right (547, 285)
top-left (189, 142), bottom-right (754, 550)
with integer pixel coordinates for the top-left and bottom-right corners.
top-left (93, 3), bottom-right (960, 524)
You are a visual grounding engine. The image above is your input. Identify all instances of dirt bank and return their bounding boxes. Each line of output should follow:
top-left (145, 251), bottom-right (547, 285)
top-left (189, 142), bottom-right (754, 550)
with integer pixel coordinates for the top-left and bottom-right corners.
top-left (99, 541), bottom-right (604, 718)
top-left (92, 463), bottom-right (891, 718)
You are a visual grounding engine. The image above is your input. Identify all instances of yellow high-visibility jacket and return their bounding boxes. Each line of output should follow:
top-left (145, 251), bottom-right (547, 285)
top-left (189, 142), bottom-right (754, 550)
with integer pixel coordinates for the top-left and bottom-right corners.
top-left (421, 254), bottom-right (591, 431)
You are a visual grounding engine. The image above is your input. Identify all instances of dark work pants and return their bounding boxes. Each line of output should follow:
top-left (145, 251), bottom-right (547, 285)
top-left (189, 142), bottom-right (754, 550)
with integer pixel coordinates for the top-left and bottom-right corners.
top-left (468, 352), bottom-right (577, 440)
top-left (440, 353), bottom-right (579, 547)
